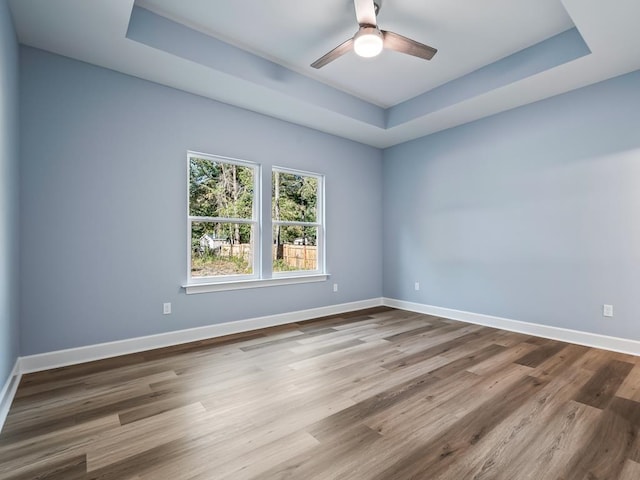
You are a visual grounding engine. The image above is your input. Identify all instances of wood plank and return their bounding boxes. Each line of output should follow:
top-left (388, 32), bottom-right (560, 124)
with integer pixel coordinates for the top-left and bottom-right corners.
top-left (574, 359), bottom-right (635, 409)
top-left (86, 403), bottom-right (208, 471)
top-left (617, 363), bottom-right (640, 401)
top-left (369, 375), bottom-right (549, 480)
top-left (382, 323), bottom-right (439, 342)
top-left (432, 366), bottom-right (596, 480)
top-left (619, 459), bottom-right (640, 480)
top-left (429, 343), bottom-right (507, 379)
top-left (5, 455), bottom-right (87, 480)
top-left (514, 339), bottom-right (567, 367)
top-left (373, 377), bottom-right (544, 480)
top-left (560, 396), bottom-right (640, 479)
top-left (465, 341), bottom-right (537, 375)
top-left (381, 328), bottom-right (497, 371)
top-left (252, 424), bottom-right (382, 480)
top-left (528, 343), bottom-right (589, 381)
top-left (134, 430), bottom-right (319, 480)
top-left (242, 328), bottom-right (334, 349)
top-left (0, 415), bottom-right (119, 477)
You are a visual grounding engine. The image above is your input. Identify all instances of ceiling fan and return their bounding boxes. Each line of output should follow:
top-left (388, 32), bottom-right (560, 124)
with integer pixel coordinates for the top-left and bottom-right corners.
top-left (311, 0), bottom-right (437, 69)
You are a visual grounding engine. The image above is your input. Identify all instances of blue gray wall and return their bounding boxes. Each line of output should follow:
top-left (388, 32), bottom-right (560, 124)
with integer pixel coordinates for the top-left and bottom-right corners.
top-left (19, 47), bottom-right (382, 355)
top-left (0, 0), bottom-right (19, 384)
top-left (16, 43), bottom-right (640, 356)
top-left (383, 70), bottom-right (640, 340)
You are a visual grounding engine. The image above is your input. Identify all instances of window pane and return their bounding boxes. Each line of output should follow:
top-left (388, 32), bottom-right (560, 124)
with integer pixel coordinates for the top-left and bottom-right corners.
top-left (273, 225), bottom-right (318, 272)
top-left (189, 156), bottom-right (254, 219)
top-left (272, 171), bottom-right (317, 222)
top-left (191, 221), bottom-right (253, 277)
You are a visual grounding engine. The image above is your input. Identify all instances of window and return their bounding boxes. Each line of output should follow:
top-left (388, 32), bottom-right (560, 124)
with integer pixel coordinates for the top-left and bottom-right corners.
top-left (272, 168), bottom-right (324, 274)
top-left (188, 152), bottom-right (258, 282)
top-left (185, 152), bottom-right (326, 293)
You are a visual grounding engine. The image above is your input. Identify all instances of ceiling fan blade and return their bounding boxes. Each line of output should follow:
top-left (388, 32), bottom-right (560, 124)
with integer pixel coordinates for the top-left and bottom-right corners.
top-left (354, 0), bottom-right (377, 26)
top-left (382, 31), bottom-right (437, 60)
top-left (311, 37), bottom-right (354, 69)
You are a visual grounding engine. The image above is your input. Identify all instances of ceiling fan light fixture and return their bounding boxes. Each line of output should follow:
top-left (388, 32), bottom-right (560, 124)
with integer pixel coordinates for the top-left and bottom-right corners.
top-left (353, 26), bottom-right (383, 58)
top-left (310, 0), bottom-right (436, 69)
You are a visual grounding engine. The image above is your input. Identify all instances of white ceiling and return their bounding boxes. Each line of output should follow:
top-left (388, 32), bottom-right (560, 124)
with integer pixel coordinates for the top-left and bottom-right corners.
top-left (8, 0), bottom-right (640, 148)
top-left (136, 0), bottom-right (574, 108)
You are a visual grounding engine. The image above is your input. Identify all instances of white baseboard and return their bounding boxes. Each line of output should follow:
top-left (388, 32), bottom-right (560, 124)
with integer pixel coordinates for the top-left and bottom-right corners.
top-left (0, 359), bottom-right (22, 433)
top-left (384, 298), bottom-right (640, 357)
top-left (19, 298), bottom-right (384, 374)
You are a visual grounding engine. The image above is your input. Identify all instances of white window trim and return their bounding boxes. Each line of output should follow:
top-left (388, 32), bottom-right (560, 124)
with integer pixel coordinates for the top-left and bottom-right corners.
top-left (186, 151), bottom-right (261, 284)
top-left (272, 166), bottom-right (326, 277)
top-left (184, 156), bottom-right (328, 292)
top-left (183, 273), bottom-right (329, 294)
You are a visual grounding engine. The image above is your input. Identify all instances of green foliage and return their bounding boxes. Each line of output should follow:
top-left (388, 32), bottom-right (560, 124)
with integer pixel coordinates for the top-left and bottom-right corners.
top-left (189, 157), bottom-right (254, 244)
top-left (272, 171), bottom-right (317, 222)
top-left (272, 171), bottom-right (319, 247)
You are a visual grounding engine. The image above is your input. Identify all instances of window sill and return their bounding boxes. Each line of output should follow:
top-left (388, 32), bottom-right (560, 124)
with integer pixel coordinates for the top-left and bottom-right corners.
top-left (183, 274), bottom-right (329, 294)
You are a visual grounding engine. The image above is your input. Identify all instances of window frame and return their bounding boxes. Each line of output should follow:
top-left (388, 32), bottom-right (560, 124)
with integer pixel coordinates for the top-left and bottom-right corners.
top-left (183, 153), bottom-right (328, 294)
top-left (186, 151), bottom-right (261, 285)
top-left (271, 166), bottom-right (325, 277)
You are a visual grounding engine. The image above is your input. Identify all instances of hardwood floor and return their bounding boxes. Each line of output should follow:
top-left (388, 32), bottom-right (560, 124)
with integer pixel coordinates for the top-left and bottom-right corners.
top-left (2, 307), bottom-right (640, 479)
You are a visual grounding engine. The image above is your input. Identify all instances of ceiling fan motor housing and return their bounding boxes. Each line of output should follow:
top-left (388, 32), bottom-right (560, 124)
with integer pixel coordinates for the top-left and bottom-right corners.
top-left (353, 26), bottom-right (383, 57)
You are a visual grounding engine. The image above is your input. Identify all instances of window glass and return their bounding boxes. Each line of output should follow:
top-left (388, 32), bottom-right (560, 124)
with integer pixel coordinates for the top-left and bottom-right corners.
top-left (188, 153), bottom-right (258, 281)
top-left (272, 169), bottom-right (323, 274)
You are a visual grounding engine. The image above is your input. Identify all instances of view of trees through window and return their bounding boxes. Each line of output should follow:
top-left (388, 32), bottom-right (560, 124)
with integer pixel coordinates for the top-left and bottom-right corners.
top-left (188, 153), bottom-right (322, 280)
top-left (189, 155), bottom-right (256, 278)
top-left (272, 170), bottom-right (320, 272)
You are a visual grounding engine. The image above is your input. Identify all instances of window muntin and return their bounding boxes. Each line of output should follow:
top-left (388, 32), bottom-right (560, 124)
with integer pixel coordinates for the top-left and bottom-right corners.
top-left (188, 153), bottom-right (259, 282)
top-left (272, 168), bottom-right (323, 274)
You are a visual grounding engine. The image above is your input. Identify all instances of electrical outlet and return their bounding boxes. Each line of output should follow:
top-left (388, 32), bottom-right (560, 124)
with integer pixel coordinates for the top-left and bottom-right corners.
top-left (163, 302), bottom-right (172, 315)
top-left (414, 282), bottom-right (420, 291)
top-left (603, 304), bottom-right (613, 317)
top-left (333, 283), bottom-right (338, 292)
